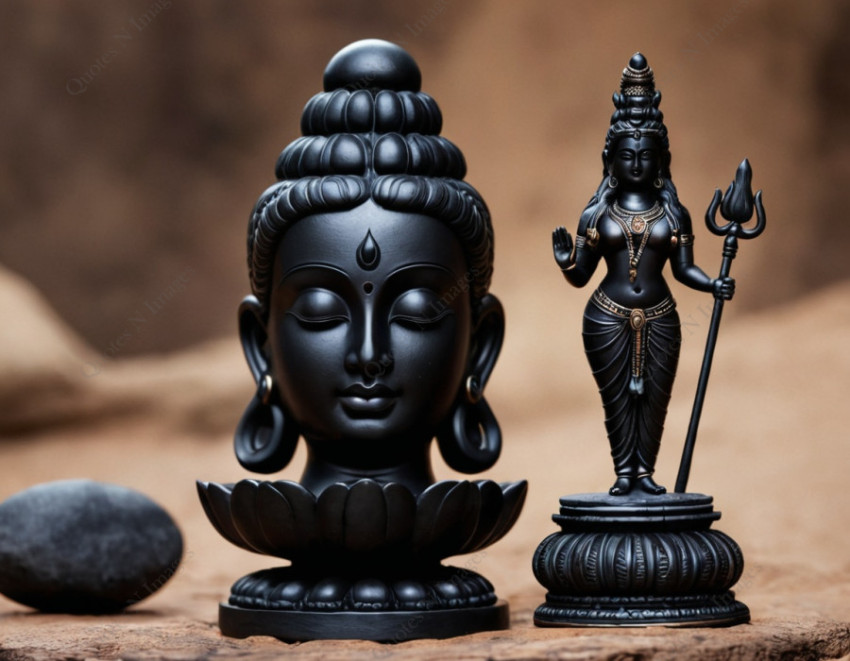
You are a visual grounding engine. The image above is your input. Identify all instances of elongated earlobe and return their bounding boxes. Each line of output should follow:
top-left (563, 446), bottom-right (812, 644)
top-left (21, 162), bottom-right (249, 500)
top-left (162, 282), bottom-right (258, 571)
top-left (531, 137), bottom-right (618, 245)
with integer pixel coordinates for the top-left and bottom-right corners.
top-left (437, 294), bottom-right (504, 473)
top-left (437, 396), bottom-right (501, 474)
top-left (235, 296), bottom-right (299, 473)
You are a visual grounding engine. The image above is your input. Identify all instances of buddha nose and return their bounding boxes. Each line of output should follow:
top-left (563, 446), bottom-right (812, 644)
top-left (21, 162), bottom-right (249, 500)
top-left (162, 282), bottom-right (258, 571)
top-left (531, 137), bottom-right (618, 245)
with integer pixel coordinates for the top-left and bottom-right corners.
top-left (344, 313), bottom-right (393, 380)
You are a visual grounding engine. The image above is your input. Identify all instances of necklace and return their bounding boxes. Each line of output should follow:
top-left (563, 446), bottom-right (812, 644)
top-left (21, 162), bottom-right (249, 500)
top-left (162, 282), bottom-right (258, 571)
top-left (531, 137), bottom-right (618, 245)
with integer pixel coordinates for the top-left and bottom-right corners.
top-left (609, 202), bottom-right (664, 282)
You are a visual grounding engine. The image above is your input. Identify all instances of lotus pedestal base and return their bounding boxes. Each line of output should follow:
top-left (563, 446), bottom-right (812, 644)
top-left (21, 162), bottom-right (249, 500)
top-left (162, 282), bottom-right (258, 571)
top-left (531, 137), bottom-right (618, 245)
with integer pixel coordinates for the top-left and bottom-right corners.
top-left (197, 478), bottom-right (527, 640)
top-left (218, 564), bottom-right (509, 641)
top-left (532, 492), bottom-right (749, 628)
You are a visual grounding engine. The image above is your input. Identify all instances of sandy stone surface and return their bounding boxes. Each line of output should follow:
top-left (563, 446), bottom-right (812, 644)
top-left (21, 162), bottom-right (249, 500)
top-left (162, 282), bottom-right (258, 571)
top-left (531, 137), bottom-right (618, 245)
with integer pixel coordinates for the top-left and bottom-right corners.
top-left (1, 273), bottom-right (850, 659)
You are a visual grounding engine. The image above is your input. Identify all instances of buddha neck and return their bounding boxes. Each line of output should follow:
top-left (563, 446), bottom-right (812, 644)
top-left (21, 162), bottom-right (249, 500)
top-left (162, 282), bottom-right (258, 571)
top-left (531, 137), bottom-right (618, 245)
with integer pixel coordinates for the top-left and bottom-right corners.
top-left (300, 441), bottom-right (436, 495)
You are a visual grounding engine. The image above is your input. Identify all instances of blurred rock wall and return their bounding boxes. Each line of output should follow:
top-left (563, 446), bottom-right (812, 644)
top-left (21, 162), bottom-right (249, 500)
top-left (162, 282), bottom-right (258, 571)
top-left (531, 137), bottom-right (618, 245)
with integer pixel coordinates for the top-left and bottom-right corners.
top-left (0, 0), bottom-right (846, 355)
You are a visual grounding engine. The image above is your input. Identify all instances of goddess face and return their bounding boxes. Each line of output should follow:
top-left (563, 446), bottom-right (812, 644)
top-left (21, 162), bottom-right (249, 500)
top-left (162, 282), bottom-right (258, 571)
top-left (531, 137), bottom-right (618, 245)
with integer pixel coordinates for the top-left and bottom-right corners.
top-left (266, 201), bottom-right (473, 455)
top-left (610, 136), bottom-right (661, 190)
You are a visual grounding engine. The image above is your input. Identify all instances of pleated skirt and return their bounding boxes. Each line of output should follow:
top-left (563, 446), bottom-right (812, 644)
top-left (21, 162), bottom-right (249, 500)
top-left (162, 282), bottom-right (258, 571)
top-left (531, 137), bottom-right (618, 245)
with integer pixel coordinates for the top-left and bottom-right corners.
top-left (582, 290), bottom-right (681, 477)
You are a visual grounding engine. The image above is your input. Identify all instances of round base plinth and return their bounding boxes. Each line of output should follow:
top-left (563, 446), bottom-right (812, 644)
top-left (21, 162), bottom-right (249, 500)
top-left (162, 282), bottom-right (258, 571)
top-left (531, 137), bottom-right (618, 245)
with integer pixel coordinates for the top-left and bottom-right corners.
top-left (554, 491), bottom-right (721, 530)
top-left (533, 492), bottom-right (749, 628)
top-left (219, 600), bottom-right (510, 641)
top-left (218, 564), bottom-right (509, 641)
top-left (534, 593), bottom-right (750, 628)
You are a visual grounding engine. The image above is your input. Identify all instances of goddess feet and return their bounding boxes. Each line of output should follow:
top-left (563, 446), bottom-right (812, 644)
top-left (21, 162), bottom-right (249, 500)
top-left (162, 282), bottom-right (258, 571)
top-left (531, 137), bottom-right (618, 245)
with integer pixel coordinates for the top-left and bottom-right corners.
top-left (637, 475), bottom-right (667, 495)
top-left (609, 477), bottom-right (634, 496)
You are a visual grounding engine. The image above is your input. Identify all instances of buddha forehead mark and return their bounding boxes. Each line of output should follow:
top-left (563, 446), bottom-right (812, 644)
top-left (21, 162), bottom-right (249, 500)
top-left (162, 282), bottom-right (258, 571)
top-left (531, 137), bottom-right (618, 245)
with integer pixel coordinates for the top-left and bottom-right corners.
top-left (356, 229), bottom-right (381, 271)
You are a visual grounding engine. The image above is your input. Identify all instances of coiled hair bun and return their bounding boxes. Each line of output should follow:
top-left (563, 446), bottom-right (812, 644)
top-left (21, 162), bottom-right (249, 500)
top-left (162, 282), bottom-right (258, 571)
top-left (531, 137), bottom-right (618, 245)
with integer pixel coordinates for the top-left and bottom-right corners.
top-left (247, 39), bottom-right (492, 313)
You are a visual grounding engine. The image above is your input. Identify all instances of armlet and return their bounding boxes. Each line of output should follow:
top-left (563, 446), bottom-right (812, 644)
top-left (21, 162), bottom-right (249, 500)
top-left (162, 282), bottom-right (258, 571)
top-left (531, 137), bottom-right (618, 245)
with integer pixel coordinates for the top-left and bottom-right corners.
top-left (583, 204), bottom-right (606, 250)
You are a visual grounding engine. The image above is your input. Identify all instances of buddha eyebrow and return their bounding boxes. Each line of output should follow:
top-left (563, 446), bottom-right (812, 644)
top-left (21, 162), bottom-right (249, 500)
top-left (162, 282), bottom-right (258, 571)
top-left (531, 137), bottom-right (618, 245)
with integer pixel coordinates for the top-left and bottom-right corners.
top-left (385, 263), bottom-right (457, 280)
top-left (278, 263), bottom-right (351, 286)
top-left (382, 263), bottom-right (461, 294)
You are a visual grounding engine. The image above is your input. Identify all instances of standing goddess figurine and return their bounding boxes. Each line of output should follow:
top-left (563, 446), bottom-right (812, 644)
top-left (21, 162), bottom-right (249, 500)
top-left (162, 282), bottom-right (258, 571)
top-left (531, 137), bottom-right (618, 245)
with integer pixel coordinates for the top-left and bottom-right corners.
top-left (534, 53), bottom-right (763, 627)
top-left (552, 53), bottom-right (734, 496)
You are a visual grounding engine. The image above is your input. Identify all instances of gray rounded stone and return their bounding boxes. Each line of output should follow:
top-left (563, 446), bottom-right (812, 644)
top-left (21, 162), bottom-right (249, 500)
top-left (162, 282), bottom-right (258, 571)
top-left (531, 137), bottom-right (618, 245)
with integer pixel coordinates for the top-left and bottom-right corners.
top-left (0, 479), bottom-right (183, 613)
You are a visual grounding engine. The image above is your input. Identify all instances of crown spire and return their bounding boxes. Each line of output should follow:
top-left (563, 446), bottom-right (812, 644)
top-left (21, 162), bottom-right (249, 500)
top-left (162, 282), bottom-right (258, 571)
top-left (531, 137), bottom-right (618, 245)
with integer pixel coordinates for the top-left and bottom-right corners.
top-left (620, 52), bottom-right (655, 98)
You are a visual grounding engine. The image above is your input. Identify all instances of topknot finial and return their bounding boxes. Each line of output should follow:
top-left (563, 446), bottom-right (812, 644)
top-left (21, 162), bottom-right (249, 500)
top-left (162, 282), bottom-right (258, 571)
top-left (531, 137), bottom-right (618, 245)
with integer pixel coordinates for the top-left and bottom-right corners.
top-left (323, 39), bottom-right (421, 93)
top-left (621, 52), bottom-right (655, 98)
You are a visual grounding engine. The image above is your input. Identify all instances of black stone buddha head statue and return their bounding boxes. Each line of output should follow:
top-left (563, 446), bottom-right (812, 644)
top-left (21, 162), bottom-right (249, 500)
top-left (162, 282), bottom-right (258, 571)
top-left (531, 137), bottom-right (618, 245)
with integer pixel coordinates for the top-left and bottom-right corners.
top-left (233, 40), bottom-right (504, 496)
top-left (198, 39), bottom-right (525, 641)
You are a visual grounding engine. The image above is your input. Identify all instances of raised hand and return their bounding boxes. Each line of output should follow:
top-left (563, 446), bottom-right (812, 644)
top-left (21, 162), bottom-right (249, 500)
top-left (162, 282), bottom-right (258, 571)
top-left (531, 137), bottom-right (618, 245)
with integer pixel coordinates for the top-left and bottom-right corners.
top-left (552, 226), bottom-right (574, 270)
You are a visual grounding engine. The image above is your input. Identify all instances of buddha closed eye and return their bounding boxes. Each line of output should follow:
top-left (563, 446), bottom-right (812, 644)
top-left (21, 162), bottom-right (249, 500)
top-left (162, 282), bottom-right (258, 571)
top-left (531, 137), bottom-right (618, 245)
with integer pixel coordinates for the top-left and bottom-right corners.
top-left (287, 289), bottom-right (350, 328)
top-left (390, 289), bottom-right (454, 328)
top-left (284, 283), bottom-right (454, 331)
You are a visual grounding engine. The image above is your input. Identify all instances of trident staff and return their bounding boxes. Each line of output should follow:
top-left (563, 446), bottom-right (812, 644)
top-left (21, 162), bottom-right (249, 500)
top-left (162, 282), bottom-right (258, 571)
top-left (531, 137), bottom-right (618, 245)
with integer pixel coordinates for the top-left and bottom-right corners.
top-left (675, 159), bottom-right (766, 494)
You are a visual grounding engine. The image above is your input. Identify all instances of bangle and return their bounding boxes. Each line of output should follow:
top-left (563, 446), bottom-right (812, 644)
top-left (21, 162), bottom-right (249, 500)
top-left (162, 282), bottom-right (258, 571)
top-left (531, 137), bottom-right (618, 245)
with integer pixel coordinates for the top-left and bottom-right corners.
top-left (562, 240), bottom-right (579, 271)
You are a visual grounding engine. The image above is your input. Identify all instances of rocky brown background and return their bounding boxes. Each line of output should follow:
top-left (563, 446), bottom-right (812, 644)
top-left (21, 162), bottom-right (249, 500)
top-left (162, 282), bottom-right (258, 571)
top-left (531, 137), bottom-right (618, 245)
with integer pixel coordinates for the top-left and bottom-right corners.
top-left (1, 0), bottom-right (848, 356)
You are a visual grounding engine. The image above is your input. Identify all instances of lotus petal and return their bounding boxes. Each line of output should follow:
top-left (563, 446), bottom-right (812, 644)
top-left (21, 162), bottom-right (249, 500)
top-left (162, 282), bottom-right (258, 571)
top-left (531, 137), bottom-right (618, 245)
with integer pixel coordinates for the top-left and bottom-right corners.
top-left (272, 480), bottom-right (318, 531)
top-left (230, 480), bottom-right (278, 555)
top-left (484, 480), bottom-right (528, 546)
top-left (260, 481), bottom-right (318, 553)
top-left (381, 482), bottom-right (416, 546)
top-left (449, 482), bottom-right (482, 554)
top-left (413, 480), bottom-right (475, 556)
top-left (253, 482), bottom-right (300, 557)
top-left (412, 480), bottom-right (458, 550)
top-left (201, 477), bottom-right (527, 562)
top-left (342, 480), bottom-right (389, 552)
top-left (196, 481), bottom-right (254, 552)
top-left (457, 480), bottom-right (505, 554)
top-left (316, 482), bottom-right (350, 547)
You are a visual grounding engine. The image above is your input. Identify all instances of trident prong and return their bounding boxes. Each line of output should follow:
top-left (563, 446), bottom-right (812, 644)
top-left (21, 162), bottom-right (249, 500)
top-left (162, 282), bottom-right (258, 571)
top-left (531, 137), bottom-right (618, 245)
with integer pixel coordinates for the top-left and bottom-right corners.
top-left (674, 160), bottom-right (766, 494)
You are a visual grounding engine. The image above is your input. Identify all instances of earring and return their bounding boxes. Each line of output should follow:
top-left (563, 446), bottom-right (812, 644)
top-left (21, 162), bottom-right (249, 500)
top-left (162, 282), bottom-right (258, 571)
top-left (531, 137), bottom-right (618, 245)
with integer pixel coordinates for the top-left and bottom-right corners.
top-left (608, 176), bottom-right (618, 189)
top-left (654, 173), bottom-right (664, 189)
top-left (258, 374), bottom-right (273, 405)
top-left (234, 374), bottom-right (299, 474)
top-left (437, 393), bottom-right (501, 474)
top-left (465, 375), bottom-right (482, 403)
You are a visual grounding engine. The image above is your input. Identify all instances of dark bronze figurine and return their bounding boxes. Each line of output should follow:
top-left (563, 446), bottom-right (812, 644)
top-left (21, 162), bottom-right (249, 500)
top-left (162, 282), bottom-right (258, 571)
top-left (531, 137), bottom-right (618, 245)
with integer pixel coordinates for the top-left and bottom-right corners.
top-left (534, 53), bottom-right (764, 627)
top-left (551, 52), bottom-right (736, 497)
top-left (197, 39), bottom-right (526, 642)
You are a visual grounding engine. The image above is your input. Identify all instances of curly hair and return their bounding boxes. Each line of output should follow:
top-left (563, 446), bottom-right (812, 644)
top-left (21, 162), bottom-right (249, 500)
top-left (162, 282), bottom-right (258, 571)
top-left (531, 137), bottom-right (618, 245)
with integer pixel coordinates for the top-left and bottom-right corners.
top-left (246, 71), bottom-right (494, 316)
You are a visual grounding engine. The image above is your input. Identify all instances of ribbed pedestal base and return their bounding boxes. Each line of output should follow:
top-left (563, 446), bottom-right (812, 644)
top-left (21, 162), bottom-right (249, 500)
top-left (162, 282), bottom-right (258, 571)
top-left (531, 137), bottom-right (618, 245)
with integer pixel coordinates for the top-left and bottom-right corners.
top-left (533, 492), bottom-right (749, 628)
top-left (219, 564), bottom-right (510, 641)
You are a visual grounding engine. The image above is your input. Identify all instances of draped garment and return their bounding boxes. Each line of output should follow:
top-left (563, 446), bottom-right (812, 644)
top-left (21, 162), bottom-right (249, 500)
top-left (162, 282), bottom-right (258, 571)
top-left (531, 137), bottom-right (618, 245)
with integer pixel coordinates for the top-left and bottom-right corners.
top-left (582, 288), bottom-right (681, 477)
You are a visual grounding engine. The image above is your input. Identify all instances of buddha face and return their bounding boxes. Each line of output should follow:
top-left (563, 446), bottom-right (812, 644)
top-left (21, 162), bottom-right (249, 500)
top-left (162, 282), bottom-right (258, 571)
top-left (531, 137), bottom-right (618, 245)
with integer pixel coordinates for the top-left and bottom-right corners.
top-left (266, 201), bottom-right (473, 451)
top-left (610, 136), bottom-right (661, 190)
